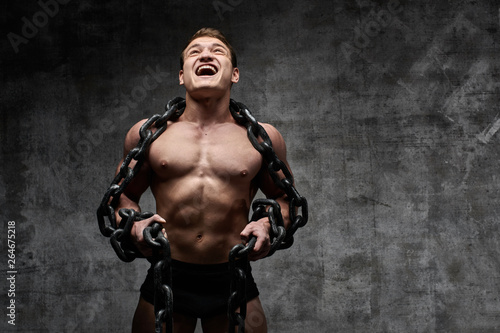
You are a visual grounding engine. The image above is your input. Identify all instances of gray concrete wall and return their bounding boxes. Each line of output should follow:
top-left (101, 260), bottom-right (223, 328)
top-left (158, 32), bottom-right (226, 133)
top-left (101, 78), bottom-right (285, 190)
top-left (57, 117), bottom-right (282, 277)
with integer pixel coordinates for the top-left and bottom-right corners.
top-left (2, 0), bottom-right (500, 332)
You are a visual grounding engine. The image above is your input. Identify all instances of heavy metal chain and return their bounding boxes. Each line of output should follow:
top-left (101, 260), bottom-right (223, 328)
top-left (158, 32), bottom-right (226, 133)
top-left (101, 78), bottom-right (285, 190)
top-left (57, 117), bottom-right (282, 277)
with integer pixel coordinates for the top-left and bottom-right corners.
top-left (228, 99), bottom-right (308, 252)
top-left (96, 97), bottom-right (308, 333)
top-left (97, 97), bottom-right (185, 333)
top-left (226, 99), bottom-right (308, 332)
top-left (145, 222), bottom-right (174, 333)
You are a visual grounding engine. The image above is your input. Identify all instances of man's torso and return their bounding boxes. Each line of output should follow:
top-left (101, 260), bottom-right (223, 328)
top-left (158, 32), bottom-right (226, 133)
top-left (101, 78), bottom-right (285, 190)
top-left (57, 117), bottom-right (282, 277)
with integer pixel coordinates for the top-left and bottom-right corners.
top-left (147, 119), bottom-right (263, 263)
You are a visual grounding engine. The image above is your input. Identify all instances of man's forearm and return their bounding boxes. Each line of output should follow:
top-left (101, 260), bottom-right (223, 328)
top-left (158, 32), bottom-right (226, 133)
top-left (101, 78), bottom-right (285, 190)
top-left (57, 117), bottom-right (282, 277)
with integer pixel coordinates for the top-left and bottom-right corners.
top-left (276, 194), bottom-right (293, 231)
top-left (114, 194), bottom-right (141, 226)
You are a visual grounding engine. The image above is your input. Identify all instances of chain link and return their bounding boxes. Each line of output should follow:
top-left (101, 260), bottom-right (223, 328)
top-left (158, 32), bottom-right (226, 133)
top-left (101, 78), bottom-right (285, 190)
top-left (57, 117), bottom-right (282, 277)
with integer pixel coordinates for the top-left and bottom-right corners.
top-left (144, 223), bottom-right (173, 333)
top-left (97, 97), bottom-right (308, 332)
top-left (227, 247), bottom-right (252, 333)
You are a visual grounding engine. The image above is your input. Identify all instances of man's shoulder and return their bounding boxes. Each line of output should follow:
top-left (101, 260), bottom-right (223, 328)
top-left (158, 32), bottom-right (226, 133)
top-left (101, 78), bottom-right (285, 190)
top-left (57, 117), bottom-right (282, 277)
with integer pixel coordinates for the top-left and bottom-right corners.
top-left (123, 119), bottom-right (149, 151)
top-left (259, 122), bottom-right (284, 142)
top-left (258, 122), bottom-right (287, 157)
top-left (125, 118), bottom-right (185, 149)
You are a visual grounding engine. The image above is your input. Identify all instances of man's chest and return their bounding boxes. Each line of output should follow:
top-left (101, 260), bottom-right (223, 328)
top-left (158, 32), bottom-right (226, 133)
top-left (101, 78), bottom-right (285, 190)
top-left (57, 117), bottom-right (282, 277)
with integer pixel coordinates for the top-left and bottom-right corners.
top-left (148, 122), bottom-right (263, 180)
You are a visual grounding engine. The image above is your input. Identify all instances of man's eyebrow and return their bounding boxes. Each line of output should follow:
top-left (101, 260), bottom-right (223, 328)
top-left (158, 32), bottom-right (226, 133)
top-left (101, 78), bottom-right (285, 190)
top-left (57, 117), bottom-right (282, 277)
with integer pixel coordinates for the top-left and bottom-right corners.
top-left (186, 42), bottom-right (228, 52)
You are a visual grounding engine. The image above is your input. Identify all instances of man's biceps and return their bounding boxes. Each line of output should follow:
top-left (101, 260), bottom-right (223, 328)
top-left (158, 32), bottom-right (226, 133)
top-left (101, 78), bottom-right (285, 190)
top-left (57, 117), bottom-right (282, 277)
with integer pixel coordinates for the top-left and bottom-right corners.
top-left (124, 175), bottom-right (151, 198)
top-left (260, 186), bottom-right (286, 201)
top-left (120, 190), bottom-right (141, 204)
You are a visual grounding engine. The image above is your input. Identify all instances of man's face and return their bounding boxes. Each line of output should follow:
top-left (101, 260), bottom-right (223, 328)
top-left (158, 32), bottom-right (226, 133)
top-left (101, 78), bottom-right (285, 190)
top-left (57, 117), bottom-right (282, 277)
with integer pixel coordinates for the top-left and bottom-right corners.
top-left (179, 37), bottom-right (239, 96)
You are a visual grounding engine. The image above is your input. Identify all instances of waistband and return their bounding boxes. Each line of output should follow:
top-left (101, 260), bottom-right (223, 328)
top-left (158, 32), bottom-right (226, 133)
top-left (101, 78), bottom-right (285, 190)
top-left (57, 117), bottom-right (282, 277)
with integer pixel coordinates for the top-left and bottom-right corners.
top-left (151, 258), bottom-right (249, 273)
top-left (171, 259), bottom-right (230, 272)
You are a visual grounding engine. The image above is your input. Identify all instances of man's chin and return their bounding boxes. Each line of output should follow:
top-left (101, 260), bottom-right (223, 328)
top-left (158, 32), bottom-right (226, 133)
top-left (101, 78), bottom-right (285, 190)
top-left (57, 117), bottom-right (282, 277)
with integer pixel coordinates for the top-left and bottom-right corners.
top-left (188, 84), bottom-right (228, 97)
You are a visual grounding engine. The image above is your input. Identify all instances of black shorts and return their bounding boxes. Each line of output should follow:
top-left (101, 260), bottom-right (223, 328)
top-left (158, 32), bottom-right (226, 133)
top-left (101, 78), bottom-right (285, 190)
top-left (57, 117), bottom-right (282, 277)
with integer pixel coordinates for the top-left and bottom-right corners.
top-left (140, 259), bottom-right (260, 319)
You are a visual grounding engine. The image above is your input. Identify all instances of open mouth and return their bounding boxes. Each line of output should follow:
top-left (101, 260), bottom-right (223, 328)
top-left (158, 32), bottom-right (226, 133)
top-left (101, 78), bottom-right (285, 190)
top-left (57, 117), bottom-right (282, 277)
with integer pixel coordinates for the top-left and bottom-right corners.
top-left (196, 64), bottom-right (218, 76)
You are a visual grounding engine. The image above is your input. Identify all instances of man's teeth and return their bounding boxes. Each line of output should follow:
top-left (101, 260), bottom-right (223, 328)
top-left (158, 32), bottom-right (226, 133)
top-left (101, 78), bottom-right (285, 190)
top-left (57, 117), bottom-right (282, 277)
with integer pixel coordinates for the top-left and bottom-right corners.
top-left (197, 65), bottom-right (217, 75)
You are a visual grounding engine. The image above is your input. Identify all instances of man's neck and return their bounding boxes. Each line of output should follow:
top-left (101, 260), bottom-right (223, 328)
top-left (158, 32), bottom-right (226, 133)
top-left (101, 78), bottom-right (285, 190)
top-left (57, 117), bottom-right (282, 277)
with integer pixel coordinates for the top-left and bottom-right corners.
top-left (182, 92), bottom-right (234, 126)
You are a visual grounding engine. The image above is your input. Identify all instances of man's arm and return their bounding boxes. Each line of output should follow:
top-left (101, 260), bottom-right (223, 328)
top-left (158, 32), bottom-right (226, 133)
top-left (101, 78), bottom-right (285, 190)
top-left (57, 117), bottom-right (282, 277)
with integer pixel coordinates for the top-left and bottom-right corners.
top-left (240, 123), bottom-right (294, 261)
top-left (113, 120), bottom-right (166, 257)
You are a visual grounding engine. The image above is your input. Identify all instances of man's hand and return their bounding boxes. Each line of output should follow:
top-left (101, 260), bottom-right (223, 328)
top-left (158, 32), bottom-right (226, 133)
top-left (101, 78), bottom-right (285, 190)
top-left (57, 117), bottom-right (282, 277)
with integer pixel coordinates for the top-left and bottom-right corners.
top-left (240, 218), bottom-right (271, 261)
top-left (130, 214), bottom-right (167, 257)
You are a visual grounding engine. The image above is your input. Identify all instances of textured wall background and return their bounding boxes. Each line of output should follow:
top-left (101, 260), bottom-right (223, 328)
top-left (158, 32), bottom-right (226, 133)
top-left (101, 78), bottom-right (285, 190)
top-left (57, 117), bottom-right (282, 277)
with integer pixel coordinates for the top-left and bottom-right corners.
top-left (2, 0), bottom-right (500, 332)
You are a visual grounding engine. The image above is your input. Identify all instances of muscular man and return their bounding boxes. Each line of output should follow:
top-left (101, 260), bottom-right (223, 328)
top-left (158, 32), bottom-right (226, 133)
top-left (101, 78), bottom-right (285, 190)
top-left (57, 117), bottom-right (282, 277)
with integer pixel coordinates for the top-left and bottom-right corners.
top-left (114, 28), bottom-right (293, 333)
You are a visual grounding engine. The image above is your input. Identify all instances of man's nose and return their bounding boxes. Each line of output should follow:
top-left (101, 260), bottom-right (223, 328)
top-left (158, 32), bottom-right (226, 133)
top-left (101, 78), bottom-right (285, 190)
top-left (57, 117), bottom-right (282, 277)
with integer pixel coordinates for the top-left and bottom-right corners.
top-left (199, 48), bottom-right (213, 60)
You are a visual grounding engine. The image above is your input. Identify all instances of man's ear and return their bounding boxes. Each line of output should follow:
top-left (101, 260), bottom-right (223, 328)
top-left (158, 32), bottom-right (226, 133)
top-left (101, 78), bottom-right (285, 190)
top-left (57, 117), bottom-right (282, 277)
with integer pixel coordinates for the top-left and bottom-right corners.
top-left (231, 67), bottom-right (239, 84)
top-left (179, 70), bottom-right (184, 85)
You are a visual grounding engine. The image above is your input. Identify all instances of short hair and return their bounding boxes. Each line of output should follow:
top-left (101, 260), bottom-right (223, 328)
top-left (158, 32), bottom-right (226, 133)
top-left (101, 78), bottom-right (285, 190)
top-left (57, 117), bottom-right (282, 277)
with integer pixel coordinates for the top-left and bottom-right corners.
top-left (180, 28), bottom-right (237, 69)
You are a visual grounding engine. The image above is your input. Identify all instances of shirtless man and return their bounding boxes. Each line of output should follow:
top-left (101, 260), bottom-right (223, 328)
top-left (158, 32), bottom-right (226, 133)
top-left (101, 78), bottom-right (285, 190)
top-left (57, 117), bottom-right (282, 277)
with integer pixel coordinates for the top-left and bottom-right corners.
top-left (114, 28), bottom-right (293, 333)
